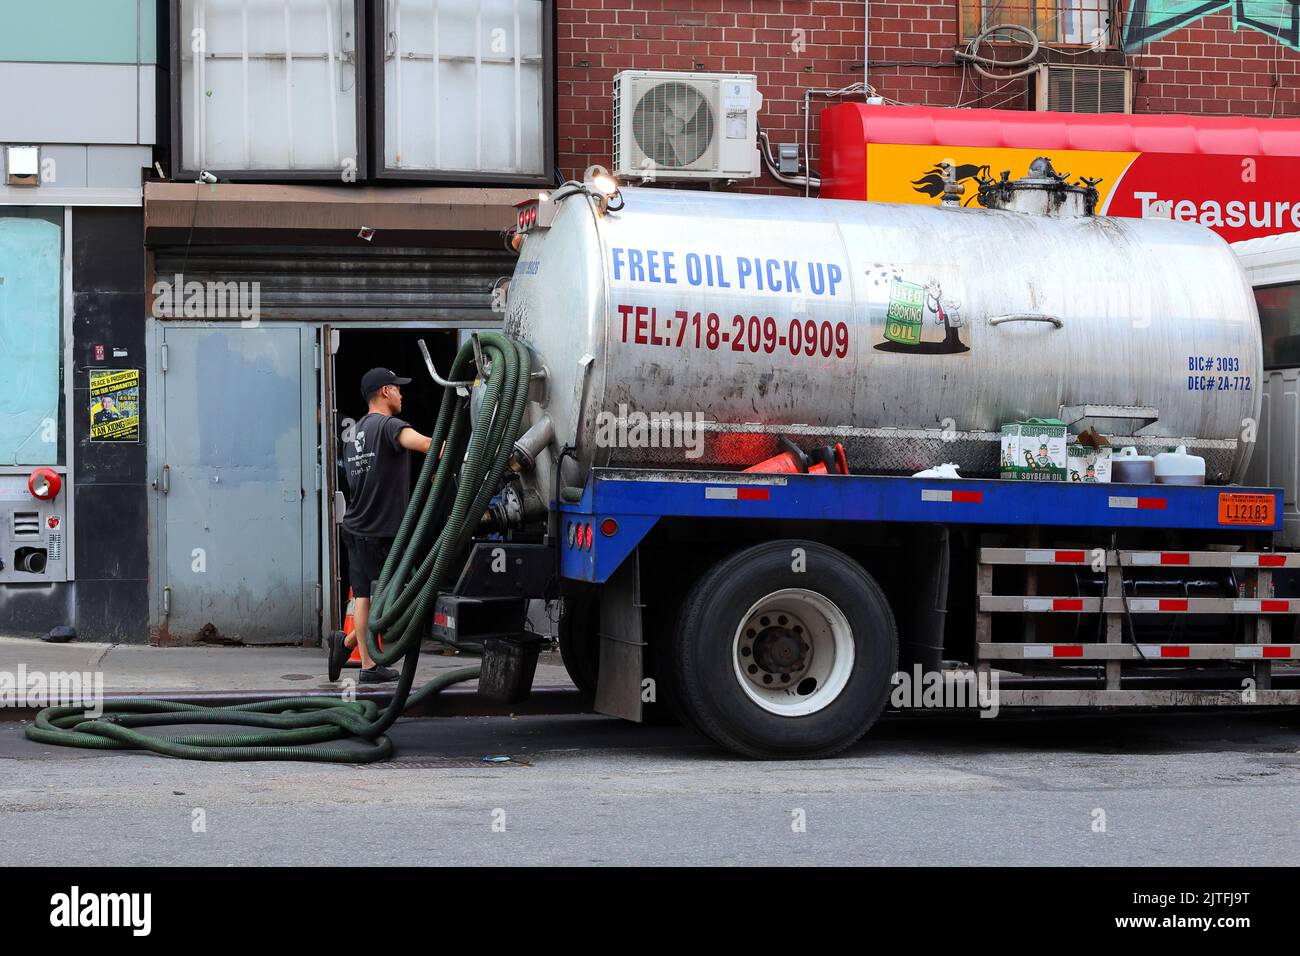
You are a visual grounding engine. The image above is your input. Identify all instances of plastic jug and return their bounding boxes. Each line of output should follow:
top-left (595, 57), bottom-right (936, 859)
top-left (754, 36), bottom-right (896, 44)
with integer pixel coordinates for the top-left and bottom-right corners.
top-left (1154, 446), bottom-right (1206, 486)
top-left (1111, 446), bottom-right (1155, 484)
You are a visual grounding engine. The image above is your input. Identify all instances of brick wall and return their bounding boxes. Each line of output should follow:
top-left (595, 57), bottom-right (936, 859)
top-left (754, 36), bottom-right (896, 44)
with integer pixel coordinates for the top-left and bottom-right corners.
top-left (1126, 11), bottom-right (1300, 117)
top-left (558, 0), bottom-right (873, 192)
top-left (556, 1), bottom-right (1300, 195)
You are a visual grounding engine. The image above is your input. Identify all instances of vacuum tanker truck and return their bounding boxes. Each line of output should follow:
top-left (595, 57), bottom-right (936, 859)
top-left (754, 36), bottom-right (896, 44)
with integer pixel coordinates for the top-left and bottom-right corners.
top-left (425, 164), bottom-right (1300, 759)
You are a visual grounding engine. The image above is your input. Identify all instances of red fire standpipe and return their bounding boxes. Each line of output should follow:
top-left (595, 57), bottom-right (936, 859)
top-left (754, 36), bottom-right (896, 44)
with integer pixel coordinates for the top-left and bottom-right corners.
top-left (28, 467), bottom-right (61, 501)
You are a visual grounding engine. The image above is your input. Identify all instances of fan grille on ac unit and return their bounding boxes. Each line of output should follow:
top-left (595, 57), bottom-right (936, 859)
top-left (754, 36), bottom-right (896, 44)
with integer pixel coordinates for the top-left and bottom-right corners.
top-left (631, 80), bottom-right (717, 169)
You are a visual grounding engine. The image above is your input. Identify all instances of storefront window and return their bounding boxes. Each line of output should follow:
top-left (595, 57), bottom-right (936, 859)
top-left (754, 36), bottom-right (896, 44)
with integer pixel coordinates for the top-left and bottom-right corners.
top-left (1255, 282), bottom-right (1300, 369)
top-left (178, 0), bottom-right (361, 175)
top-left (0, 211), bottom-right (63, 466)
top-left (380, 0), bottom-right (549, 179)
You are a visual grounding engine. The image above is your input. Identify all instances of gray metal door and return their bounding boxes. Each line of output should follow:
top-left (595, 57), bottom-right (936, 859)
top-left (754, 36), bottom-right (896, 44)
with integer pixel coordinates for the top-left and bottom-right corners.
top-left (152, 324), bottom-right (318, 644)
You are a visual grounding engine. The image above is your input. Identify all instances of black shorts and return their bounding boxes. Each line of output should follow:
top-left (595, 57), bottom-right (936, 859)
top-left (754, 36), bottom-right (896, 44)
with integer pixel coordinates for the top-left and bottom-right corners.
top-left (342, 531), bottom-right (394, 599)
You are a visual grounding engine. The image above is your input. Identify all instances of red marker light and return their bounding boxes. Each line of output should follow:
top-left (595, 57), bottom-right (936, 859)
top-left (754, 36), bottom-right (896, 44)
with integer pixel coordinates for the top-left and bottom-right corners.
top-left (600, 518), bottom-right (618, 537)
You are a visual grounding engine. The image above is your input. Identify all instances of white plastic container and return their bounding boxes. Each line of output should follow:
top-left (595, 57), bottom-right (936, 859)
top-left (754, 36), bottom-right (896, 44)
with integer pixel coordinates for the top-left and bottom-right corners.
top-left (1154, 446), bottom-right (1206, 486)
top-left (1111, 446), bottom-right (1155, 484)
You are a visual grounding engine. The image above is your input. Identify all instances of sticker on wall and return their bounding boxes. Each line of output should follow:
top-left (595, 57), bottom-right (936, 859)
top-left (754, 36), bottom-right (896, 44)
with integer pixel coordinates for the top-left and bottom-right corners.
top-left (89, 368), bottom-right (140, 442)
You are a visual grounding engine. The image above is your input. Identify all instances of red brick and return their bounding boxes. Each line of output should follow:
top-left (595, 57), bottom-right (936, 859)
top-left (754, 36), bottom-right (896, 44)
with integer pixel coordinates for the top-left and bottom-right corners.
top-left (551, 0), bottom-right (1289, 184)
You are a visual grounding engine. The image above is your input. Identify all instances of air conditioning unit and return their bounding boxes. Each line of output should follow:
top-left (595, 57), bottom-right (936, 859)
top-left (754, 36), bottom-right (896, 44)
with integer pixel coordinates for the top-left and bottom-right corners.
top-left (1032, 64), bottom-right (1132, 114)
top-left (613, 71), bottom-right (762, 181)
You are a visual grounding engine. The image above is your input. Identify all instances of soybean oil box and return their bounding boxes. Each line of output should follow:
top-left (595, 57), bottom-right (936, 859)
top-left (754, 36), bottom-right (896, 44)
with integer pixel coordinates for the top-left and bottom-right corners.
top-left (1067, 443), bottom-right (1112, 483)
top-left (1000, 418), bottom-right (1067, 481)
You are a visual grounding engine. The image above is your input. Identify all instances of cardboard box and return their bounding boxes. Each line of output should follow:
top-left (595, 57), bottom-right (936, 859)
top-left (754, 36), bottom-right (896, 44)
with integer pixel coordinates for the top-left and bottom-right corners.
top-left (1067, 444), bottom-right (1112, 484)
top-left (1000, 418), bottom-right (1067, 481)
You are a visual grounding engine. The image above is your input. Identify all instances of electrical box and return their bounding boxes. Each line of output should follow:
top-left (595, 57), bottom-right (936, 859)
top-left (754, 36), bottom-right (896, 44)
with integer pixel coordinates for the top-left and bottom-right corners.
top-left (4, 145), bottom-right (40, 186)
top-left (0, 475), bottom-right (69, 583)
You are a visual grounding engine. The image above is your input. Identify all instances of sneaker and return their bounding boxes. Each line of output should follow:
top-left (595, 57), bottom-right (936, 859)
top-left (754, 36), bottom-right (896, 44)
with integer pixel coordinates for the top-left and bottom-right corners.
top-left (327, 630), bottom-right (349, 683)
top-left (359, 665), bottom-right (400, 684)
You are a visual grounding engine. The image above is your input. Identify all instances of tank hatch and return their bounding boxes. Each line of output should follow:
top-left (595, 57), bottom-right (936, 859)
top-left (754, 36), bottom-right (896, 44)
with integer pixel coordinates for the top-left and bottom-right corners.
top-left (974, 156), bottom-right (1101, 218)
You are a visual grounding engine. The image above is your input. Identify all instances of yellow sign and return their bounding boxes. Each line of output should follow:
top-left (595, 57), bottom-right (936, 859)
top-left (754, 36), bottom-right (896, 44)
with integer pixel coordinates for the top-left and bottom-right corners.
top-left (865, 143), bottom-right (1140, 211)
top-left (90, 368), bottom-right (140, 442)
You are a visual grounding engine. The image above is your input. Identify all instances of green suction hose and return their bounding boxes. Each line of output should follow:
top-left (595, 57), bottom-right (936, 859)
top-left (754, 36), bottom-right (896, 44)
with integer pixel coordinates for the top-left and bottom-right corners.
top-left (26, 333), bottom-right (534, 763)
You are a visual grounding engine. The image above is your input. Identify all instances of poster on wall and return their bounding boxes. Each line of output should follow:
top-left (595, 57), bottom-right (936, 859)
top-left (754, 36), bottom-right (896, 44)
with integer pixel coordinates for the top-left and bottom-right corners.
top-left (89, 369), bottom-right (140, 442)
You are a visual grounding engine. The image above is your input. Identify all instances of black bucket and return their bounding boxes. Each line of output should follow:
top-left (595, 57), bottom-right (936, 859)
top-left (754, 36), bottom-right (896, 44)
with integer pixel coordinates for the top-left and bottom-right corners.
top-left (479, 633), bottom-right (546, 704)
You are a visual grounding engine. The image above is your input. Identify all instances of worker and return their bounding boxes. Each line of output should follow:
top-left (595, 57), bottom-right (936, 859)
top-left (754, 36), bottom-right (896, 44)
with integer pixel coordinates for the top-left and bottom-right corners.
top-left (328, 367), bottom-right (433, 683)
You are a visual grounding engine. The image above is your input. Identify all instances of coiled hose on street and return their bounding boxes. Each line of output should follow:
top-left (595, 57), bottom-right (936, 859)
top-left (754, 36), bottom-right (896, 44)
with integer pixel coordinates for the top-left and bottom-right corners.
top-left (26, 333), bottom-right (533, 763)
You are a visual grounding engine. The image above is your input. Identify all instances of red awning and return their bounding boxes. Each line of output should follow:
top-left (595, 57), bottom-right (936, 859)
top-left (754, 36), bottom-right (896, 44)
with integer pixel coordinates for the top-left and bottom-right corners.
top-left (820, 105), bottom-right (1300, 242)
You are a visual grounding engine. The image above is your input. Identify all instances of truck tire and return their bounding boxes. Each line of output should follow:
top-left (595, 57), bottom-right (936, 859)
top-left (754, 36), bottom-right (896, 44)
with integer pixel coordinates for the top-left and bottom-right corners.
top-left (673, 540), bottom-right (897, 759)
top-left (558, 593), bottom-right (600, 698)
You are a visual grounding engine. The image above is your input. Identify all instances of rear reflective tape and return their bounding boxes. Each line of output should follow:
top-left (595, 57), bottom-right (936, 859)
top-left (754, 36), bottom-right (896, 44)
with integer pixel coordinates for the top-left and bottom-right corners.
top-left (1023, 598), bottom-right (1084, 611)
top-left (1109, 496), bottom-right (1166, 510)
top-left (705, 486), bottom-right (770, 501)
top-left (921, 489), bottom-right (983, 503)
top-left (1236, 646), bottom-right (1294, 659)
top-left (1025, 549), bottom-right (1086, 563)
top-left (1231, 553), bottom-right (1289, 567)
top-left (1234, 599), bottom-right (1292, 612)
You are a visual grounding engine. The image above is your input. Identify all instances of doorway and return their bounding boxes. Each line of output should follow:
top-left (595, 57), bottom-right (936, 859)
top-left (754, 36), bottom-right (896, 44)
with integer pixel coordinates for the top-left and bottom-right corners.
top-left (323, 327), bottom-right (459, 636)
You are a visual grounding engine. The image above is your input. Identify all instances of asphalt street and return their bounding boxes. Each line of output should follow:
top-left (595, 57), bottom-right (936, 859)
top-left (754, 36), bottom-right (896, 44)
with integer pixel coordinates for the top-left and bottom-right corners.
top-left (2, 708), bottom-right (1298, 866)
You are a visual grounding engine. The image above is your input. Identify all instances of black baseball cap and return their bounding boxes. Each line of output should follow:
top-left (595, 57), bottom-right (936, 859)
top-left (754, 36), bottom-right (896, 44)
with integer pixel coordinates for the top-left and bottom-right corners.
top-left (361, 367), bottom-right (412, 399)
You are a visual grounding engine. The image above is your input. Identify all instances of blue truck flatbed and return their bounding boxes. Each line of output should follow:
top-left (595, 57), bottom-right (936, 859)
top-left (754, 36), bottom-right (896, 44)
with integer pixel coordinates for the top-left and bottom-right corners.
top-left (557, 470), bottom-right (1284, 584)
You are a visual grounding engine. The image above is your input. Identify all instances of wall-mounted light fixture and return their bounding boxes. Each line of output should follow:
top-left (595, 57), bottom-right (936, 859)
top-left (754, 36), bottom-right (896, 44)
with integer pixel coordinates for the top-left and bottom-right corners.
top-left (5, 146), bottom-right (40, 187)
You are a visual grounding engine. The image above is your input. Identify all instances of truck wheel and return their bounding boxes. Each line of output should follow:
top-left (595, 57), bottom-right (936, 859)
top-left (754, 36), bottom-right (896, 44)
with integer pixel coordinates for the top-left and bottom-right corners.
top-left (673, 540), bottom-right (897, 759)
top-left (558, 593), bottom-right (600, 697)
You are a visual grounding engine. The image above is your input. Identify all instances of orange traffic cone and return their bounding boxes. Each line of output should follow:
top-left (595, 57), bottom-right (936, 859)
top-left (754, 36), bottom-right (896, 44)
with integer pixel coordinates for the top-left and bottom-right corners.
top-left (744, 438), bottom-right (849, 475)
top-left (343, 588), bottom-right (382, 666)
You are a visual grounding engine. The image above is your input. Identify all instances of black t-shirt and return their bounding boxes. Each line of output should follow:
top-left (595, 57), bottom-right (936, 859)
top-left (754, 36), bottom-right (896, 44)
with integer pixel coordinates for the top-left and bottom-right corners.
top-left (341, 412), bottom-right (412, 537)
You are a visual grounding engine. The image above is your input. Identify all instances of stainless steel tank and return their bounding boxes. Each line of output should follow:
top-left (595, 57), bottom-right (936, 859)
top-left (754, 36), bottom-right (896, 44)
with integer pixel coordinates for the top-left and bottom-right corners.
top-left (504, 184), bottom-right (1262, 498)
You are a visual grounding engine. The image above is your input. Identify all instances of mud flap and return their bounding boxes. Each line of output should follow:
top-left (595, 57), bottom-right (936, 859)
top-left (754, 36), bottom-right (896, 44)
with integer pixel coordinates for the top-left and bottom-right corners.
top-left (595, 550), bottom-right (645, 722)
top-left (901, 525), bottom-right (949, 672)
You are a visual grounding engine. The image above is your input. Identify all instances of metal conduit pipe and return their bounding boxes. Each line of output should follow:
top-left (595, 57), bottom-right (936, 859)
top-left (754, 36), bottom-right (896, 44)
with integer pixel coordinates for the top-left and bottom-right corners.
top-left (802, 82), bottom-right (872, 196)
top-left (757, 127), bottom-right (819, 191)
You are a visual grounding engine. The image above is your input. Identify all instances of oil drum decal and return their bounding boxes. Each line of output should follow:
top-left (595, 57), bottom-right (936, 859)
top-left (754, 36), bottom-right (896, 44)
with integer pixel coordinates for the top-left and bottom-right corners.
top-left (866, 263), bottom-right (969, 355)
top-left (883, 277), bottom-right (925, 346)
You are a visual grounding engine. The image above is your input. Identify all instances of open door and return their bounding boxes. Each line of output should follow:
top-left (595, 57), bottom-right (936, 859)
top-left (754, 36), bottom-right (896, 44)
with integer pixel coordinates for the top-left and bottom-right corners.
top-left (319, 325), bottom-right (342, 639)
top-left (322, 328), bottom-right (458, 635)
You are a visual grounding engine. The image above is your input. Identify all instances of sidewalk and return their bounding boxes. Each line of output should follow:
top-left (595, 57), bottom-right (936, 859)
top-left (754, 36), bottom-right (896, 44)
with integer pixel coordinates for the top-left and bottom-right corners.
top-left (0, 635), bottom-right (575, 698)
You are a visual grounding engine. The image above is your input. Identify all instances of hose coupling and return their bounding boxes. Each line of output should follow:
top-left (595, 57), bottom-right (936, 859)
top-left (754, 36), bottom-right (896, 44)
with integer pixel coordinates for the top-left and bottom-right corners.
top-left (509, 415), bottom-right (554, 473)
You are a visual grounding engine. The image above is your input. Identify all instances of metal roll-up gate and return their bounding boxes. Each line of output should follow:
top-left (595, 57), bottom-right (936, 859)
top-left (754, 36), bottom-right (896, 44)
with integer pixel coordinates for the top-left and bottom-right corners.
top-left (150, 244), bottom-right (518, 324)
